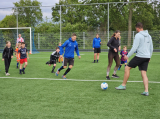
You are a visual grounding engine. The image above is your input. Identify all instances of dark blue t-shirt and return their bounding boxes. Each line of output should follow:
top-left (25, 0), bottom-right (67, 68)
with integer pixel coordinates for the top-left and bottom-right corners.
top-left (19, 47), bottom-right (28, 59)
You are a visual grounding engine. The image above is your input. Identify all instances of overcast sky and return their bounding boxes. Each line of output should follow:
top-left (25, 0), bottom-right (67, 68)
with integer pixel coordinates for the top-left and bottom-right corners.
top-left (0, 0), bottom-right (59, 21)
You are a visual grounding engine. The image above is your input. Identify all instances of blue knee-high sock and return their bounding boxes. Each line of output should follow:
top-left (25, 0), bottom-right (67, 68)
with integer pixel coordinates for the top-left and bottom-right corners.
top-left (19, 69), bottom-right (22, 73)
top-left (17, 63), bottom-right (19, 67)
top-left (119, 65), bottom-right (122, 69)
top-left (58, 66), bottom-right (64, 72)
top-left (23, 67), bottom-right (25, 71)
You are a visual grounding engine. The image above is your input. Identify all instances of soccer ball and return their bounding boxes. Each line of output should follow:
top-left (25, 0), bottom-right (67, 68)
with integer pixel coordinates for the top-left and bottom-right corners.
top-left (101, 82), bottom-right (108, 90)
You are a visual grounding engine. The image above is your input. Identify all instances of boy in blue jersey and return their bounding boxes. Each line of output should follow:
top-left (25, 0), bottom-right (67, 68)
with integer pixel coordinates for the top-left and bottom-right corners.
top-left (18, 42), bottom-right (29, 74)
top-left (118, 46), bottom-right (128, 70)
top-left (92, 34), bottom-right (101, 63)
top-left (56, 33), bottom-right (81, 79)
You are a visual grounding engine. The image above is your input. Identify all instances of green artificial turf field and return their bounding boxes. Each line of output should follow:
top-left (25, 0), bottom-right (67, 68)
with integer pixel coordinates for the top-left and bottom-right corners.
top-left (0, 52), bottom-right (160, 119)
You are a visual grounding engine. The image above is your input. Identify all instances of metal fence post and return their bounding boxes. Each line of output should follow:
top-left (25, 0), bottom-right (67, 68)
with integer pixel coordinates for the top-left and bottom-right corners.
top-left (83, 32), bottom-right (85, 49)
top-left (133, 31), bottom-right (135, 44)
top-left (60, 5), bottom-right (62, 43)
top-left (38, 33), bottom-right (40, 49)
top-left (108, 3), bottom-right (109, 49)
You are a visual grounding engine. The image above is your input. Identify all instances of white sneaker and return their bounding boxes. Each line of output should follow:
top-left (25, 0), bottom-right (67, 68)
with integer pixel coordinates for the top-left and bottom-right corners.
top-left (6, 73), bottom-right (10, 76)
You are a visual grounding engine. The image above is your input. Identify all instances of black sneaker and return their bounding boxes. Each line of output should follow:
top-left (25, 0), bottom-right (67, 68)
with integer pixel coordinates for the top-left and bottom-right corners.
top-left (112, 74), bottom-right (119, 78)
top-left (22, 70), bottom-right (25, 74)
top-left (19, 72), bottom-right (22, 75)
top-left (51, 71), bottom-right (55, 73)
top-left (16, 66), bottom-right (19, 69)
top-left (46, 61), bottom-right (50, 65)
top-left (106, 76), bottom-right (110, 80)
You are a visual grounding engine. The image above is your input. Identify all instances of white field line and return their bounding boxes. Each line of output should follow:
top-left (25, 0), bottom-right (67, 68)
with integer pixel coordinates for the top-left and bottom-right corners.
top-left (0, 77), bottom-right (160, 84)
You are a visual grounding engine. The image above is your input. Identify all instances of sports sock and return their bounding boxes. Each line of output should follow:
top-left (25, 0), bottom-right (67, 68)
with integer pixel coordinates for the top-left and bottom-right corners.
top-left (17, 62), bottom-right (19, 67)
top-left (97, 60), bottom-right (99, 63)
top-left (63, 68), bottom-right (71, 76)
top-left (125, 65), bottom-right (126, 67)
top-left (52, 66), bottom-right (55, 72)
top-left (58, 66), bottom-right (64, 72)
top-left (107, 72), bottom-right (109, 76)
top-left (94, 60), bottom-right (95, 63)
top-left (20, 69), bottom-right (22, 73)
top-left (23, 67), bottom-right (25, 71)
top-left (119, 65), bottom-right (122, 69)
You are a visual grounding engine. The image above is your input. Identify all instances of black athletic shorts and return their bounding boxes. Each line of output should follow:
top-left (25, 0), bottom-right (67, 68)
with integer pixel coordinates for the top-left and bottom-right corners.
top-left (94, 48), bottom-right (101, 53)
top-left (63, 57), bottom-right (74, 66)
top-left (50, 60), bottom-right (56, 64)
top-left (127, 56), bottom-right (150, 71)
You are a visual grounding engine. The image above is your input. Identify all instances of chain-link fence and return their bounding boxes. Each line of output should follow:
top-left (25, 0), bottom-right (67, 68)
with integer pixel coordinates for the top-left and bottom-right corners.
top-left (33, 30), bottom-right (159, 51)
top-left (0, 30), bottom-right (160, 52)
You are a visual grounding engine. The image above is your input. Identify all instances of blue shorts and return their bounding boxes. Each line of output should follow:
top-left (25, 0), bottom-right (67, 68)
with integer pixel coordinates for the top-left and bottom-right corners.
top-left (121, 60), bottom-right (127, 64)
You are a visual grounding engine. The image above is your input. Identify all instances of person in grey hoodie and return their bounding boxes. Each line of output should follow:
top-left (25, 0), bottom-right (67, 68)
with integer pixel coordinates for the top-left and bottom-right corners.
top-left (115, 22), bottom-right (153, 96)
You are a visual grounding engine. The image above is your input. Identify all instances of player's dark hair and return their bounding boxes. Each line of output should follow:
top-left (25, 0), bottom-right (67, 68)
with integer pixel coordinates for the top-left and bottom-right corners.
top-left (72, 33), bottom-right (76, 37)
top-left (135, 22), bottom-right (143, 29)
top-left (123, 46), bottom-right (127, 48)
top-left (56, 47), bottom-right (60, 49)
top-left (6, 41), bottom-right (10, 44)
top-left (111, 30), bottom-right (120, 38)
top-left (96, 33), bottom-right (99, 35)
top-left (21, 42), bottom-right (25, 44)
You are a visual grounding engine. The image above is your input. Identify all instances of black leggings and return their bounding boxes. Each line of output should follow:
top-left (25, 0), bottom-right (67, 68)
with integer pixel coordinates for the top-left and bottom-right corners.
top-left (4, 58), bottom-right (11, 73)
top-left (107, 50), bottom-right (120, 75)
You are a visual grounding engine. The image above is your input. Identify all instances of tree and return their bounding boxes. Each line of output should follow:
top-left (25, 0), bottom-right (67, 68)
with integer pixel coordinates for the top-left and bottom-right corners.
top-left (127, 1), bottom-right (133, 47)
top-left (52, 0), bottom-right (89, 32)
top-left (0, 15), bottom-right (17, 28)
top-left (13, 0), bottom-right (43, 27)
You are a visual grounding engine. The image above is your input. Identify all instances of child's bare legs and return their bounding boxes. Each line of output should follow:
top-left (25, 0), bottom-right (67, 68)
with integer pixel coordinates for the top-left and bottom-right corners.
top-left (24, 62), bottom-right (28, 68)
top-left (20, 64), bottom-right (23, 70)
top-left (20, 62), bottom-right (27, 74)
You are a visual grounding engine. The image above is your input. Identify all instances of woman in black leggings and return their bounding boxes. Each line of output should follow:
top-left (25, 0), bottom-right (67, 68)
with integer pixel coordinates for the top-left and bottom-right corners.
top-left (106, 30), bottom-right (121, 80)
top-left (2, 41), bottom-right (13, 76)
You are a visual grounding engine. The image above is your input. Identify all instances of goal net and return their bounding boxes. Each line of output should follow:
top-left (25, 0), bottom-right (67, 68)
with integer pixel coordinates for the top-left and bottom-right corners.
top-left (0, 27), bottom-right (39, 54)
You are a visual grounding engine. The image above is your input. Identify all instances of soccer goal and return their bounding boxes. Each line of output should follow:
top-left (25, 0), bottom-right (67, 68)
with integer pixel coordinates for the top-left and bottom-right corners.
top-left (0, 27), bottom-right (39, 54)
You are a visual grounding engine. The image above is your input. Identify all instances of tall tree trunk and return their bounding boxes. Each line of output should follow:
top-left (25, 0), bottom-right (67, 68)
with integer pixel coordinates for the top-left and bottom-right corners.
top-left (127, 3), bottom-right (133, 47)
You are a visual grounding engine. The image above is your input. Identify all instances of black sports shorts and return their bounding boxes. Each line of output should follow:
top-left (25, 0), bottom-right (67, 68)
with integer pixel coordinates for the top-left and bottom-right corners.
top-left (94, 48), bottom-right (101, 53)
top-left (63, 57), bottom-right (74, 66)
top-left (127, 56), bottom-right (150, 71)
top-left (50, 60), bottom-right (56, 64)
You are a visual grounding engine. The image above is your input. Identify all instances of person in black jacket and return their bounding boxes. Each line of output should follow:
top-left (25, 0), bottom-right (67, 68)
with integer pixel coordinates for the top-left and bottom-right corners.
top-left (106, 30), bottom-right (121, 80)
top-left (2, 41), bottom-right (13, 76)
top-left (46, 47), bottom-right (60, 73)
